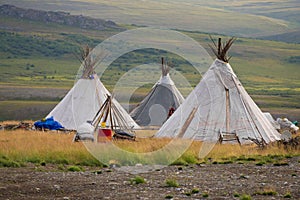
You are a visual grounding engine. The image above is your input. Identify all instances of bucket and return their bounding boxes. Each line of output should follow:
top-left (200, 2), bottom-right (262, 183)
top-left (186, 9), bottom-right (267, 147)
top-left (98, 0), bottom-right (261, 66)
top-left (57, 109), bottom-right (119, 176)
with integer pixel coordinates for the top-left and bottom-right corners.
top-left (101, 122), bottom-right (106, 128)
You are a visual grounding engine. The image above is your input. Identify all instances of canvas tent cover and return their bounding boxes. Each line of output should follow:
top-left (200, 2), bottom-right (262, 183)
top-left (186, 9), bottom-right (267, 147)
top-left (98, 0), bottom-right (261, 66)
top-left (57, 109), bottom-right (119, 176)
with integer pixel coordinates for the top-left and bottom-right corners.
top-left (47, 74), bottom-right (139, 130)
top-left (155, 59), bottom-right (281, 144)
top-left (130, 74), bottom-right (184, 126)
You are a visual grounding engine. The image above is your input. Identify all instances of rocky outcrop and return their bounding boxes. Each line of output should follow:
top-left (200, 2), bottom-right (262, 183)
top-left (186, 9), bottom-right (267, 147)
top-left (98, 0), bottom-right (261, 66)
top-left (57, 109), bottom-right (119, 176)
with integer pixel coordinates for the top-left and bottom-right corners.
top-left (0, 4), bottom-right (123, 31)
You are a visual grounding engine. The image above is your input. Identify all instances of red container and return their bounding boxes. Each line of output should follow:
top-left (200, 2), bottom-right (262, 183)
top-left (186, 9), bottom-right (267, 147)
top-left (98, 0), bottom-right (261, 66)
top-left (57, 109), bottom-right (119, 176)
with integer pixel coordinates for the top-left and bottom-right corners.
top-left (98, 128), bottom-right (112, 142)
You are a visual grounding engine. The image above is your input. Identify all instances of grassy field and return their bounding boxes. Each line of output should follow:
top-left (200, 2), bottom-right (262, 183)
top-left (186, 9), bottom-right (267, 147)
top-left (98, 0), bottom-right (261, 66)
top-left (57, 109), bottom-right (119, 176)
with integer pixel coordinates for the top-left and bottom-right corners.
top-left (0, 13), bottom-right (300, 121)
top-left (0, 128), bottom-right (299, 169)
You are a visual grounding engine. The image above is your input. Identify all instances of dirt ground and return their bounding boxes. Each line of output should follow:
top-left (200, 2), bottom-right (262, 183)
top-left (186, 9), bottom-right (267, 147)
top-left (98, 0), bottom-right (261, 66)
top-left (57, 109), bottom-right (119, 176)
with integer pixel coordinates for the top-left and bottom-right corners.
top-left (0, 157), bottom-right (299, 200)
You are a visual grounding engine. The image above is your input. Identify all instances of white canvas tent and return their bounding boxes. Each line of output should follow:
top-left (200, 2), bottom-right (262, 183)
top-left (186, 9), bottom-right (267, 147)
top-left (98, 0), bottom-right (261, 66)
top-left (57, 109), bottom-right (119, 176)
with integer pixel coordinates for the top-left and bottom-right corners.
top-left (47, 45), bottom-right (139, 130)
top-left (263, 112), bottom-right (280, 130)
top-left (46, 74), bottom-right (139, 130)
top-left (155, 38), bottom-right (281, 145)
top-left (130, 58), bottom-right (184, 126)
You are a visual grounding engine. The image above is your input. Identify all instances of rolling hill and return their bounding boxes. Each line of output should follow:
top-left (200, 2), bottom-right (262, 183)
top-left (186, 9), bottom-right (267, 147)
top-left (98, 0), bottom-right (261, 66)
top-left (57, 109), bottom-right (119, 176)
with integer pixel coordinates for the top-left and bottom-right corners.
top-left (0, 4), bottom-right (299, 121)
top-left (0, 0), bottom-right (299, 38)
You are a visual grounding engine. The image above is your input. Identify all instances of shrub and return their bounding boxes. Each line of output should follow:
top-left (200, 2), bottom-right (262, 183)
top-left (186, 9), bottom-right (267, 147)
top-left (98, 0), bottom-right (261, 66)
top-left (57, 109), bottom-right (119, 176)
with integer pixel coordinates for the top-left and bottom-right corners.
top-left (202, 192), bottom-right (209, 198)
top-left (171, 159), bottom-right (187, 166)
top-left (185, 192), bottom-right (191, 196)
top-left (254, 189), bottom-right (277, 196)
top-left (57, 164), bottom-right (65, 171)
top-left (27, 157), bottom-right (41, 164)
top-left (130, 176), bottom-right (146, 184)
top-left (273, 162), bottom-right (288, 166)
top-left (255, 161), bottom-right (265, 166)
top-left (233, 192), bottom-right (240, 197)
top-left (191, 188), bottom-right (200, 194)
top-left (246, 157), bottom-right (256, 161)
top-left (0, 156), bottom-right (21, 168)
top-left (67, 166), bottom-right (82, 172)
top-left (284, 192), bottom-right (292, 198)
top-left (93, 170), bottom-right (102, 175)
top-left (165, 178), bottom-right (179, 187)
top-left (40, 161), bottom-right (46, 166)
top-left (240, 194), bottom-right (251, 200)
top-left (165, 194), bottom-right (173, 199)
top-left (262, 190), bottom-right (277, 196)
top-left (182, 154), bottom-right (198, 164)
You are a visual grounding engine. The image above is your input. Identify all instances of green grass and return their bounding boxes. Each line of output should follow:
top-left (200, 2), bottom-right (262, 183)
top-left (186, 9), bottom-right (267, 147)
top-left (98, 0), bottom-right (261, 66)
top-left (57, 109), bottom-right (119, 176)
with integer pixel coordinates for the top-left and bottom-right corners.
top-left (191, 188), bottom-right (200, 194)
top-left (240, 194), bottom-right (252, 200)
top-left (0, 100), bottom-right (56, 121)
top-left (254, 189), bottom-right (278, 196)
top-left (0, 156), bottom-right (22, 167)
top-left (0, 13), bottom-right (300, 121)
top-left (284, 192), bottom-right (292, 198)
top-left (165, 178), bottom-right (179, 187)
top-left (202, 192), bottom-right (209, 198)
top-left (67, 165), bottom-right (83, 172)
top-left (130, 175), bottom-right (146, 184)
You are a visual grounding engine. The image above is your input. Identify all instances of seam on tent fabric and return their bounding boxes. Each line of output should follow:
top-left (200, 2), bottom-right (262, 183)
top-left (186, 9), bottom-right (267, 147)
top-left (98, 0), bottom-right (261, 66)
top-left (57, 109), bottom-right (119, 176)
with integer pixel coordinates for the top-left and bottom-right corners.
top-left (232, 76), bottom-right (265, 143)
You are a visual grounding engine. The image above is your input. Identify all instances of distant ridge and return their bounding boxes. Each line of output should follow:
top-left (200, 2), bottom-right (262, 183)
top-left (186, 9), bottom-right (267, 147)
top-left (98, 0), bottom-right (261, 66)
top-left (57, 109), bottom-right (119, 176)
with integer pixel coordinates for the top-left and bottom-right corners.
top-left (0, 4), bottom-right (124, 31)
top-left (259, 29), bottom-right (300, 44)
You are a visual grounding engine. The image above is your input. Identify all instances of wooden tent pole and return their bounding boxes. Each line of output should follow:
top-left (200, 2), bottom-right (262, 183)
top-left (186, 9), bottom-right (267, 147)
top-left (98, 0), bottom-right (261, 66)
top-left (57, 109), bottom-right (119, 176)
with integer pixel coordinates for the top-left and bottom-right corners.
top-left (225, 88), bottom-right (230, 133)
top-left (218, 38), bottom-right (221, 56)
top-left (109, 96), bottom-right (114, 131)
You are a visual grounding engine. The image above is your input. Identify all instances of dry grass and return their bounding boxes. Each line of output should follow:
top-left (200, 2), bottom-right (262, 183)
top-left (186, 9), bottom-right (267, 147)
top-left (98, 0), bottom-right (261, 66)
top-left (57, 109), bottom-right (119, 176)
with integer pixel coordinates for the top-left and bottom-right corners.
top-left (0, 129), bottom-right (97, 166)
top-left (0, 128), bottom-right (299, 167)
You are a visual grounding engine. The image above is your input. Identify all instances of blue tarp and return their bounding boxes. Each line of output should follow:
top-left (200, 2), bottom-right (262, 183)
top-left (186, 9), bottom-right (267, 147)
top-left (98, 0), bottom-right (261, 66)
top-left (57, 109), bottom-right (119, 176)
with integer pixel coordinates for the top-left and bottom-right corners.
top-left (34, 116), bottom-right (64, 130)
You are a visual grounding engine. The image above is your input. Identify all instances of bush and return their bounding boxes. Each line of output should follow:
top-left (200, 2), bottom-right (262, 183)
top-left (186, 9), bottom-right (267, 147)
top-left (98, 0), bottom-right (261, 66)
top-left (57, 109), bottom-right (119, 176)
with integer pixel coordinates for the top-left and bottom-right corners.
top-left (40, 161), bottom-right (46, 166)
top-left (165, 178), bottom-right (179, 187)
top-left (0, 156), bottom-right (21, 168)
top-left (240, 194), bottom-right (251, 200)
top-left (185, 192), bottom-right (191, 196)
top-left (182, 154), bottom-right (198, 164)
top-left (255, 161), bottom-right (265, 166)
top-left (202, 192), bottom-right (209, 198)
top-left (284, 192), bottom-right (292, 198)
top-left (67, 166), bottom-right (82, 172)
top-left (254, 189), bottom-right (277, 196)
top-left (130, 176), bottom-right (146, 184)
top-left (233, 192), bottom-right (240, 197)
top-left (171, 159), bottom-right (187, 166)
top-left (191, 188), bottom-right (200, 194)
top-left (165, 194), bottom-right (173, 199)
top-left (273, 162), bottom-right (288, 166)
top-left (0, 159), bottom-right (21, 167)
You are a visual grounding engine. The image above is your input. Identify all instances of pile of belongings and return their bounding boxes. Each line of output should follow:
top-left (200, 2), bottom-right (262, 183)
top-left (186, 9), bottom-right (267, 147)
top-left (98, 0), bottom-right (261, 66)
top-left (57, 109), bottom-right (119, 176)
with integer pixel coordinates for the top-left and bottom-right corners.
top-left (34, 116), bottom-right (64, 130)
top-left (276, 118), bottom-right (299, 134)
top-left (113, 129), bottom-right (136, 141)
top-left (73, 122), bottom-right (95, 142)
top-left (0, 122), bottom-right (32, 130)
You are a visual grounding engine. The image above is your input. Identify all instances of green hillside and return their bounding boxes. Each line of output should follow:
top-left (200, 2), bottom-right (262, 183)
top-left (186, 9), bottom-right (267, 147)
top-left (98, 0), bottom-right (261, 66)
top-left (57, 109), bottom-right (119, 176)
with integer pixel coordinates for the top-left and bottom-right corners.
top-left (0, 14), bottom-right (299, 121)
